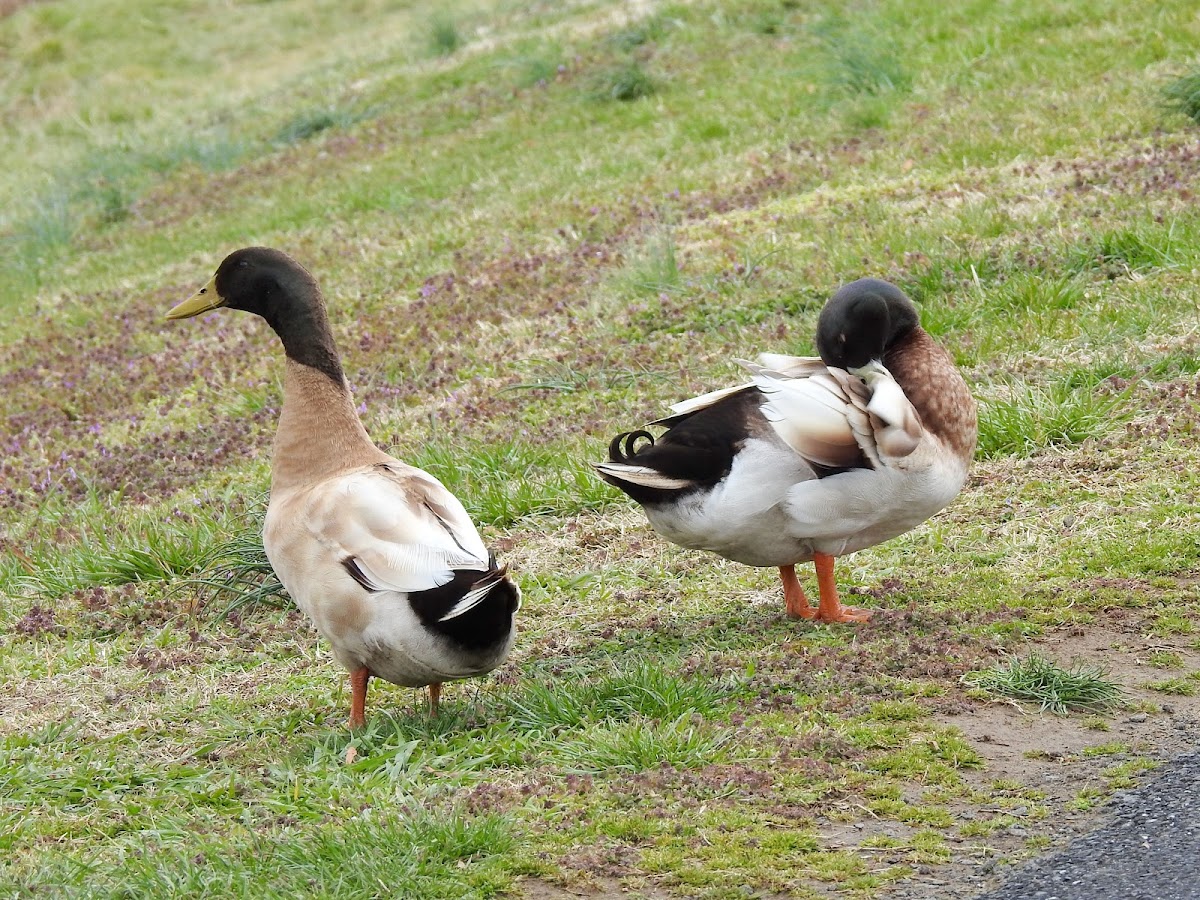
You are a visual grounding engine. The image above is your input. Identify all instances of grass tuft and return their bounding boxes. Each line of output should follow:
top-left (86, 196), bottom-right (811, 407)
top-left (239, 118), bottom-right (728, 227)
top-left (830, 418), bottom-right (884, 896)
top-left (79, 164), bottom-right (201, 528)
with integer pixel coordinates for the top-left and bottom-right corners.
top-left (558, 715), bottom-right (730, 773)
top-left (618, 222), bottom-right (682, 295)
top-left (505, 661), bottom-right (726, 732)
top-left (963, 654), bottom-right (1124, 715)
top-left (273, 103), bottom-right (374, 146)
top-left (6, 808), bottom-right (514, 898)
top-left (976, 375), bottom-right (1131, 458)
top-left (1163, 68), bottom-right (1200, 125)
top-left (1068, 228), bottom-right (1177, 275)
top-left (1145, 672), bottom-right (1200, 696)
top-left (607, 16), bottom-right (670, 52)
top-left (815, 19), bottom-right (911, 97)
top-left (178, 527), bottom-right (289, 616)
top-left (430, 15), bottom-right (463, 56)
top-left (407, 439), bottom-right (616, 527)
top-left (590, 60), bottom-right (657, 101)
top-left (18, 516), bottom-right (218, 599)
top-left (993, 273), bottom-right (1085, 313)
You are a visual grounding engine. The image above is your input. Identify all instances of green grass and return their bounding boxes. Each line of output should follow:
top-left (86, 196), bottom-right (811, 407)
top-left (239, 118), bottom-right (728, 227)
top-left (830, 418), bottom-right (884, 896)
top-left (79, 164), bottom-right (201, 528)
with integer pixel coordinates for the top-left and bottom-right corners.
top-left (1163, 67), bottom-right (1200, 125)
top-left (5, 0), bottom-right (1200, 897)
top-left (181, 526), bottom-right (290, 616)
top-left (8, 804), bottom-right (515, 898)
top-left (1145, 672), bottom-right (1200, 696)
top-left (976, 375), bottom-right (1132, 458)
top-left (558, 715), bottom-right (731, 773)
top-left (505, 661), bottom-right (728, 730)
top-left (963, 655), bottom-right (1125, 715)
top-left (408, 438), bottom-right (618, 527)
top-left (13, 508), bottom-right (221, 598)
top-left (429, 15), bottom-right (464, 57)
top-left (590, 60), bottom-right (658, 102)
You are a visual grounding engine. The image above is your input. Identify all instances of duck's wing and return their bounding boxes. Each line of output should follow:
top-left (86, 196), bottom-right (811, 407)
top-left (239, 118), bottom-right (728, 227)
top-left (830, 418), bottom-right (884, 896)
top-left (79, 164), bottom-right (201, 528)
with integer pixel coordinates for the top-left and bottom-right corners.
top-left (745, 358), bottom-right (924, 470)
top-left (649, 383), bottom-right (756, 427)
top-left (853, 360), bottom-right (925, 459)
top-left (648, 355), bottom-right (828, 428)
top-left (594, 357), bottom-right (924, 501)
top-left (753, 353), bottom-right (829, 378)
top-left (308, 464), bottom-right (495, 620)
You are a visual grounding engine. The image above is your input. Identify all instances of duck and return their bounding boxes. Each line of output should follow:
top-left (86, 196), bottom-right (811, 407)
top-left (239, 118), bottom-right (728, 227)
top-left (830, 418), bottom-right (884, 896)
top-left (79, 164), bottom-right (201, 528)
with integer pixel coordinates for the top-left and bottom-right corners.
top-left (593, 278), bottom-right (976, 623)
top-left (167, 247), bottom-right (520, 728)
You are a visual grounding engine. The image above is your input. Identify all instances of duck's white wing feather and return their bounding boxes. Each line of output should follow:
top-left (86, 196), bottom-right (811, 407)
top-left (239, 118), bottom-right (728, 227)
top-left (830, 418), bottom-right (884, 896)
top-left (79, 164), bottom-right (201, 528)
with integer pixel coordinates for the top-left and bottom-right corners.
top-left (744, 359), bottom-right (923, 470)
top-left (438, 578), bottom-right (503, 622)
top-left (634, 355), bottom-right (922, 473)
top-left (591, 461), bottom-right (696, 490)
top-left (648, 383), bottom-right (754, 426)
top-left (743, 363), bottom-right (873, 469)
top-left (853, 361), bottom-right (924, 458)
top-left (649, 358), bottom-right (826, 426)
top-left (311, 466), bottom-right (489, 595)
top-left (752, 353), bottom-right (827, 378)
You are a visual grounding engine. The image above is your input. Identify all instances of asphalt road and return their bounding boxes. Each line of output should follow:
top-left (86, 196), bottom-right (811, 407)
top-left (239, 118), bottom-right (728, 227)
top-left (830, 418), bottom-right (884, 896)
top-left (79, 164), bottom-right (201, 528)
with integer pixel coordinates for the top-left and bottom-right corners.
top-left (975, 750), bottom-right (1200, 900)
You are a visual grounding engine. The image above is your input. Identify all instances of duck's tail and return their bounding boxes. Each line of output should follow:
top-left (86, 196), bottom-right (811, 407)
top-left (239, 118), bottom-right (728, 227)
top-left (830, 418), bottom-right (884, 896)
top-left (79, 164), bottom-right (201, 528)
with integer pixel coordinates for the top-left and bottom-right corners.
top-left (592, 430), bottom-right (696, 492)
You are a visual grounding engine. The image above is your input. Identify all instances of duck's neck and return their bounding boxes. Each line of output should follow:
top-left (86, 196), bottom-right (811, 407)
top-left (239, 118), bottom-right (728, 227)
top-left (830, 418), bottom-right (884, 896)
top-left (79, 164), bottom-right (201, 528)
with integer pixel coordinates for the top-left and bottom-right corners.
top-left (885, 328), bottom-right (978, 463)
top-left (271, 359), bottom-right (388, 493)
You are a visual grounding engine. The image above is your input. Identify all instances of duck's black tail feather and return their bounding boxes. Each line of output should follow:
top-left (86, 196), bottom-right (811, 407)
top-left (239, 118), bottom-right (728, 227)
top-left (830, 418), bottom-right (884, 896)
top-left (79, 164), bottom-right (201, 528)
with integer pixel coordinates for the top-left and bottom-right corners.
top-left (409, 555), bottom-right (519, 649)
top-left (608, 429), bottom-right (656, 463)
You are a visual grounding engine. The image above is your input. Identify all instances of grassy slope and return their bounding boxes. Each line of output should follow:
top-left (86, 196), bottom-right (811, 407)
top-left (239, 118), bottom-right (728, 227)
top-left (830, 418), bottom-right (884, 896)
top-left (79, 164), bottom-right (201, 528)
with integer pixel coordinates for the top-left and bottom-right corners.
top-left (3, 0), bottom-right (1200, 897)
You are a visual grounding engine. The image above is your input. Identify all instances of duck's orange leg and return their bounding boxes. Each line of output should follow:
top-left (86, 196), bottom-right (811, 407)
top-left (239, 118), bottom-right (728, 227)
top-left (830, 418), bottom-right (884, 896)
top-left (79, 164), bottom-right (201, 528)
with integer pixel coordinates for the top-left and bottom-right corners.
top-left (780, 564), bottom-right (815, 619)
top-left (428, 682), bottom-right (442, 717)
top-left (812, 551), bottom-right (873, 623)
top-left (349, 666), bottom-right (370, 730)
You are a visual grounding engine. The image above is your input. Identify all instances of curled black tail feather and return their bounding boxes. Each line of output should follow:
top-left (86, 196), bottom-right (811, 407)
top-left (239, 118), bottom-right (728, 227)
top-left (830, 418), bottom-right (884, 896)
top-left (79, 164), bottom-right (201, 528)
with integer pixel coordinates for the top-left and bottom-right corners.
top-left (608, 430), bottom-right (656, 463)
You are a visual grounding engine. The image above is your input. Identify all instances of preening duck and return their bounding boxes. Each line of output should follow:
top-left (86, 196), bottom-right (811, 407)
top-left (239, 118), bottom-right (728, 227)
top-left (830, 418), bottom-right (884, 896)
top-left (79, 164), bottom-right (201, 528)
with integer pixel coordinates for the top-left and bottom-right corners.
top-left (167, 247), bottom-right (520, 728)
top-left (594, 278), bottom-right (976, 623)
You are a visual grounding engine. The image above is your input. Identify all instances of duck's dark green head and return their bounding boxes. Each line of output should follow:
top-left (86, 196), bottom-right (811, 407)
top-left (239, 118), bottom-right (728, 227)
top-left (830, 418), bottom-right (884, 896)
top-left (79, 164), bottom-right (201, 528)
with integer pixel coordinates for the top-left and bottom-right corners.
top-left (167, 247), bottom-right (343, 385)
top-left (166, 247), bottom-right (319, 321)
top-left (815, 278), bottom-right (919, 370)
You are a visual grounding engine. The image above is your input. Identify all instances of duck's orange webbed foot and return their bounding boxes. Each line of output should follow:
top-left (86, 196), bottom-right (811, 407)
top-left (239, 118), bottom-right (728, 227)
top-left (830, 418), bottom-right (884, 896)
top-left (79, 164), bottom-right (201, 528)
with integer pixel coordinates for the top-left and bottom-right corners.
top-left (779, 564), bottom-right (815, 619)
top-left (811, 552), bottom-right (874, 624)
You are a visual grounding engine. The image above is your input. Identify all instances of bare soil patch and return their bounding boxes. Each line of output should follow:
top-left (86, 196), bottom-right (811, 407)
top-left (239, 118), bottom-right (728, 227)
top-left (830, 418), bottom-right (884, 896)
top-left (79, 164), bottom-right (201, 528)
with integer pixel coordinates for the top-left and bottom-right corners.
top-left (893, 624), bottom-right (1200, 898)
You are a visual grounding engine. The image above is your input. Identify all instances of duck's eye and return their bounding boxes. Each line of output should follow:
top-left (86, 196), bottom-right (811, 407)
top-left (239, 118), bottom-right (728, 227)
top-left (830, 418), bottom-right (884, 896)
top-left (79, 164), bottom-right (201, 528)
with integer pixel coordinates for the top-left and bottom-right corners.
top-left (199, 287), bottom-right (207, 294)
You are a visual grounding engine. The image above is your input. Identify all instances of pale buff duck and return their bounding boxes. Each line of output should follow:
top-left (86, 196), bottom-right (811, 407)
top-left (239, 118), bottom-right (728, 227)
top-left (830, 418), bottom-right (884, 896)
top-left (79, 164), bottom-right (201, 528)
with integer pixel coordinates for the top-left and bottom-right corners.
top-left (168, 247), bottom-right (520, 728)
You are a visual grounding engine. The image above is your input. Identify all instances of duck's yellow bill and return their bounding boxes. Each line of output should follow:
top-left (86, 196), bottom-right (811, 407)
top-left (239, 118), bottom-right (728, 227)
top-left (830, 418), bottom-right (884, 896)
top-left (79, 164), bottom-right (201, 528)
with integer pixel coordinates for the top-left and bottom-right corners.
top-left (166, 275), bottom-right (224, 319)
